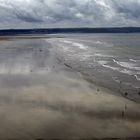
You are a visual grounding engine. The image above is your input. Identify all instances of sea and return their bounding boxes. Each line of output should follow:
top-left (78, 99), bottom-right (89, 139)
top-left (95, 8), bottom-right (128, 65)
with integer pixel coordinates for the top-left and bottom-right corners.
top-left (48, 33), bottom-right (140, 103)
top-left (0, 34), bottom-right (140, 103)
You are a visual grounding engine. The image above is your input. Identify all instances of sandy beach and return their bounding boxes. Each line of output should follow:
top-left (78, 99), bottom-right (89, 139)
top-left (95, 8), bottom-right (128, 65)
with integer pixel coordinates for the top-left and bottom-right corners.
top-left (0, 35), bottom-right (140, 139)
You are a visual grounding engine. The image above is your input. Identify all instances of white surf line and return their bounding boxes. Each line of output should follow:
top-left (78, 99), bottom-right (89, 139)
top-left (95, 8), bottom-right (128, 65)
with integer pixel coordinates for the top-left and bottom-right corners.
top-left (63, 38), bottom-right (92, 43)
top-left (67, 38), bottom-right (110, 45)
top-left (113, 59), bottom-right (140, 71)
top-left (68, 38), bottom-right (114, 47)
top-left (68, 39), bottom-right (94, 44)
top-left (113, 59), bottom-right (140, 81)
top-left (46, 37), bottom-right (112, 48)
top-left (129, 59), bottom-right (140, 62)
top-left (134, 75), bottom-right (140, 82)
top-left (95, 53), bottom-right (114, 58)
top-left (99, 60), bottom-right (135, 76)
top-left (72, 42), bottom-right (88, 50)
top-left (103, 64), bottom-right (120, 71)
top-left (61, 40), bottom-right (72, 44)
top-left (113, 59), bottom-right (120, 65)
top-left (60, 39), bottom-right (88, 50)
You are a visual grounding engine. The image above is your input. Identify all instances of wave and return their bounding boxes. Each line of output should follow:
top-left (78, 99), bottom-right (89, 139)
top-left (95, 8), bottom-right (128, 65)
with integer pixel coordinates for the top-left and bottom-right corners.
top-left (102, 65), bottom-right (119, 71)
top-left (113, 59), bottom-right (140, 71)
top-left (120, 69), bottom-right (134, 75)
top-left (72, 42), bottom-right (88, 50)
top-left (98, 61), bottom-right (122, 71)
top-left (61, 40), bottom-right (88, 50)
top-left (134, 75), bottom-right (140, 82)
top-left (98, 60), bottom-right (140, 82)
top-left (98, 61), bottom-right (108, 65)
top-left (129, 59), bottom-right (140, 62)
top-left (61, 40), bottom-right (72, 44)
top-left (94, 53), bottom-right (114, 58)
top-left (66, 39), bottom-right (111, 46)
top-left (98, 61), bottom-right (123, 71)
top-left (102, 65), bottom-right (133, 76)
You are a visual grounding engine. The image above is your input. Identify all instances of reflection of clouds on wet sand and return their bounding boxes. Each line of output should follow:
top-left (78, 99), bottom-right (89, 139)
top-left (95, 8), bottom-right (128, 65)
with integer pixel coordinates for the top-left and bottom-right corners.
top-left (0, 88), bottom-right (140, 139)
top-left (0, 71), bottom-right (140, 139)
top-left (0, 38), bottom-right (140, 139)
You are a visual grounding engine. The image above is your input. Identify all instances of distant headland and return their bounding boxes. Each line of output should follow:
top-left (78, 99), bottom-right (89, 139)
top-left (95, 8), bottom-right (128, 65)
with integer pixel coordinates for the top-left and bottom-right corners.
top-left (0, 27), bottom-right (140, 36)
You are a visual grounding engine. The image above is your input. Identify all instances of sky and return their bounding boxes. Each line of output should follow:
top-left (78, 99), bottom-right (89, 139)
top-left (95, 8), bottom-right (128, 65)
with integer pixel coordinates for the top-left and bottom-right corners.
top-left (0, 0), bottom-right (140, 29)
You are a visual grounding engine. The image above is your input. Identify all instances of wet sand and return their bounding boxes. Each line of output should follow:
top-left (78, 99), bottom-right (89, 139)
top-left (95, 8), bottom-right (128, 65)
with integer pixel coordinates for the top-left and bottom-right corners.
top-left (0, 36), bottom-right (140, 139)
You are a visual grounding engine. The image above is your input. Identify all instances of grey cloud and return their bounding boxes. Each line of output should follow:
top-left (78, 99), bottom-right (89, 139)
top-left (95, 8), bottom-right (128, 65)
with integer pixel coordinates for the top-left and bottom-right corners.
top-left (0, 0), bottom-right (140, 28)
top-left (113, 0), bottom-right (140, 19)
top-left (14, 10), bottom-right (44, 23)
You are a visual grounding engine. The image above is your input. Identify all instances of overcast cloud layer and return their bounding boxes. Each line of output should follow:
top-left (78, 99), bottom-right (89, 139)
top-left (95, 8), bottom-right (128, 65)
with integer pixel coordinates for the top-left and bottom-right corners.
top-left (0, 0), bottom-right (140, 29)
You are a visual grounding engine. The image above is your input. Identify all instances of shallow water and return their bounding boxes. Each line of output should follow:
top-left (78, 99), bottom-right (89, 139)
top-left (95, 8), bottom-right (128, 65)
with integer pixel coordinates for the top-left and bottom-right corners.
top-left (0, 35), bottom-right (140, 139)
